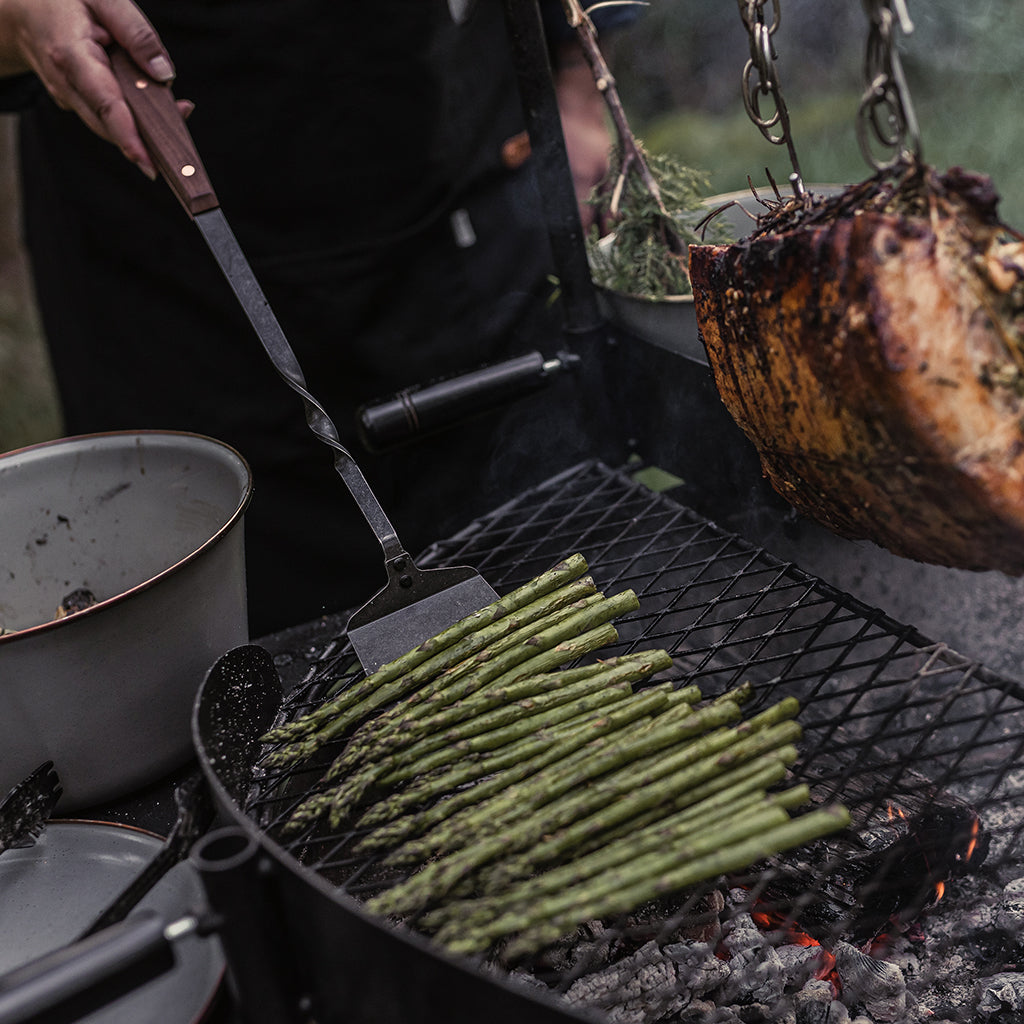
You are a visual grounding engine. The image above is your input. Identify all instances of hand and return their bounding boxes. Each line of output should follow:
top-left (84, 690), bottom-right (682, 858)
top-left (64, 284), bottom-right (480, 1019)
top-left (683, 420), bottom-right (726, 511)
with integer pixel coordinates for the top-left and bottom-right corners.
top-left (553, 42), bottom-right (613, 234)
top-left (0, 0), bottom-right (188, 178)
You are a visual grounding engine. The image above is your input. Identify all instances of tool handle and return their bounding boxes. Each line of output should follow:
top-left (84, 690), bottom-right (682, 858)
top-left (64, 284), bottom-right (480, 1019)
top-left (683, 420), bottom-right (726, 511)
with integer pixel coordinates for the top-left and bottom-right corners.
top-left (357, 351), bottom-right (577, 453)
top-left (0, 912), bottom-right (176, 1024)
top-left (108, 46), bottom-right (219, 216)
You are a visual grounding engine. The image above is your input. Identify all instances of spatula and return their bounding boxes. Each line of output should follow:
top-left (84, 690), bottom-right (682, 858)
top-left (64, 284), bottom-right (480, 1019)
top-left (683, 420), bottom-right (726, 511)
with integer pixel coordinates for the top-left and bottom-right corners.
top-left (108, 48), bottom-right (498, 674)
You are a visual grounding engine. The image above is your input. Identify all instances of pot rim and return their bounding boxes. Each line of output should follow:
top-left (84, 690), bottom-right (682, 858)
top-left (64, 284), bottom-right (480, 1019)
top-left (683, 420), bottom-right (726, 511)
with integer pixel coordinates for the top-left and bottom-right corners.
top-left (0, 429), bottom-right (253, 645)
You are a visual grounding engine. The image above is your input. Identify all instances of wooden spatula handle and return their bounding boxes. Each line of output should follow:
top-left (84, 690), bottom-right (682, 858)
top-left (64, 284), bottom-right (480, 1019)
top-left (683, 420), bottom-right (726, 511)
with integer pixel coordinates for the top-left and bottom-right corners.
top-left (108, 46), bottom-right (219, 217)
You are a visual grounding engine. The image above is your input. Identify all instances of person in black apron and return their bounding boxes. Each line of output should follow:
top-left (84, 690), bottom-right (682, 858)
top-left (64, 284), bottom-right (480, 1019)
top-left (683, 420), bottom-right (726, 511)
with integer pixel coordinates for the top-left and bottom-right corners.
top-left (0, 0), bottom-right (637, 636)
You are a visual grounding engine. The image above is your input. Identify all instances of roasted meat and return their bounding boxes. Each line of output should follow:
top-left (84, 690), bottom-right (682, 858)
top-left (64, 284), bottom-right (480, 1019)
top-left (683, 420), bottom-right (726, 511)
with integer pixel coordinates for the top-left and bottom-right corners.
top-left (689, 162), bottom-right (1024, 574)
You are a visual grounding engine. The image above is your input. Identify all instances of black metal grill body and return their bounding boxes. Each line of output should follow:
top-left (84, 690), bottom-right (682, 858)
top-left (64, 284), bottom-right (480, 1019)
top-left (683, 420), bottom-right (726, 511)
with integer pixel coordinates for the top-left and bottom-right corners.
top-left (197, 459), bottom-right (1024, 1024)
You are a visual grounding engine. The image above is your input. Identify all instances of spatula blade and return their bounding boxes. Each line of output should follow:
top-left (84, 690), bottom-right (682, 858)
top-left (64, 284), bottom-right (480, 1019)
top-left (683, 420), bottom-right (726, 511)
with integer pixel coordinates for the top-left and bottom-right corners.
top-left (347, 573), bottom-right (498, 675)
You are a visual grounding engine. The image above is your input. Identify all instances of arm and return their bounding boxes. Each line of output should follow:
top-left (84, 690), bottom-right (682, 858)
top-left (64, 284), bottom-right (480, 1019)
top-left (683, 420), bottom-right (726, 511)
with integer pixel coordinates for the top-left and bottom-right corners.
top-left (0, 0), bottom-right (181, 177)
top-left (552, 37), bottom-right (612, 232)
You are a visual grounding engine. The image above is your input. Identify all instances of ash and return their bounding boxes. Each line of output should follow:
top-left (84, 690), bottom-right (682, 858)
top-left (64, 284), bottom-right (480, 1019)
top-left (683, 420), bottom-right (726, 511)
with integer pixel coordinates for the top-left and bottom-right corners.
top-left (547, 870), bottom-right (1024, 1024)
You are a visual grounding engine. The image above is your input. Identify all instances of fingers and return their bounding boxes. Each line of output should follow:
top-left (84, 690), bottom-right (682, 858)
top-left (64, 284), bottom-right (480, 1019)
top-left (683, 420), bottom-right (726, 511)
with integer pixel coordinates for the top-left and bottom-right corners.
top-left (40, 36), bottom-right (152, 177)
top-left (92, 0), bottom-right (174, 82)
top-left (7, 0), bottom-right (177, 178)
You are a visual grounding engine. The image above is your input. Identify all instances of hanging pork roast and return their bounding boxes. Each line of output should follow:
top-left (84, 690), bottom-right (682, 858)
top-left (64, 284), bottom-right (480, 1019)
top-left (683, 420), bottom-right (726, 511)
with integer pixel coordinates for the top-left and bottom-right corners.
top-left (688, 161), bottom-right (1024, 574)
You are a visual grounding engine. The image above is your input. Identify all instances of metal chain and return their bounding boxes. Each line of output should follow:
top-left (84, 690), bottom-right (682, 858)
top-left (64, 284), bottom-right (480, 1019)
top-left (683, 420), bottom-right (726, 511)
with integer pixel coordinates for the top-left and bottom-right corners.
top-left (738, 0), bottom-right (805, 196)
top-left (857, 0), bottom-right (921, 171)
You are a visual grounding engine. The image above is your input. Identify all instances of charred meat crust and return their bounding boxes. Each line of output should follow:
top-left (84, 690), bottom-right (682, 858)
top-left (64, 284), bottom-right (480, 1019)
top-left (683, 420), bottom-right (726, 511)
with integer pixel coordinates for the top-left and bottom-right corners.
top-left (689, 163), bottom-right (1024, 574)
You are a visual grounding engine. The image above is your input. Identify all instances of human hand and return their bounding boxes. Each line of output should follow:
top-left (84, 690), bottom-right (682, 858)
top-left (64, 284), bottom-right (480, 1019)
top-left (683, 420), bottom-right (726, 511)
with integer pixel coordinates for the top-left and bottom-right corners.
top-left (553, 43), bottom-right (613, 234)
top-left (0, 0), bottom-right (188, 178)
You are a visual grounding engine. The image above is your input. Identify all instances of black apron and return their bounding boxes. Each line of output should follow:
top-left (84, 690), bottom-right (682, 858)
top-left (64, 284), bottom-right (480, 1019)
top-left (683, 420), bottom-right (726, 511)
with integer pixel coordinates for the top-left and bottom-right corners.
top-left (18, 0), bottom-right (573, 635)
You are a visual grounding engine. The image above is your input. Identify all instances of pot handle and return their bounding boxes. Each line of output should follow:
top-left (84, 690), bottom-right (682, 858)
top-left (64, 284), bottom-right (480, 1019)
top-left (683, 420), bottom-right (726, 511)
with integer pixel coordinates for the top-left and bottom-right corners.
top-left (0, 911), bottom-right (178, 1024)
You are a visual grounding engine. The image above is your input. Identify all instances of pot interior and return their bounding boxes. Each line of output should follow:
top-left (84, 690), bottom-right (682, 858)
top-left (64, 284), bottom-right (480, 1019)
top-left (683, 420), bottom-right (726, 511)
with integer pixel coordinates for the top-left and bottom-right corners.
top-left (0, 431), bottom-right (251, 634)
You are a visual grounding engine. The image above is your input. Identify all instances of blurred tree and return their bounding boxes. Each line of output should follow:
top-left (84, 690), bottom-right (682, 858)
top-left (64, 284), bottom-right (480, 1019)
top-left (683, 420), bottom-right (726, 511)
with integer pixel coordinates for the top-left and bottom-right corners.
top-left (607, 0), bottom-right (1024, 223)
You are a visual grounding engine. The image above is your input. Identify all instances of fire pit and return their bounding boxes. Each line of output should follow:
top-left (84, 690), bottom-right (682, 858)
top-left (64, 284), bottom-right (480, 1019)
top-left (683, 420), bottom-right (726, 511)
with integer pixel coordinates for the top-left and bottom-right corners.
top-left (203, 458), bottom-right (1024, 1024)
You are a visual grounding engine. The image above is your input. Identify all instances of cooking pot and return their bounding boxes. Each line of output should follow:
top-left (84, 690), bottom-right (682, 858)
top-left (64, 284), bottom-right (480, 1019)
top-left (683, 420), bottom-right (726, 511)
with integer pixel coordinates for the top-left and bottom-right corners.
top-left (0, 430), bottom-right (252, 810)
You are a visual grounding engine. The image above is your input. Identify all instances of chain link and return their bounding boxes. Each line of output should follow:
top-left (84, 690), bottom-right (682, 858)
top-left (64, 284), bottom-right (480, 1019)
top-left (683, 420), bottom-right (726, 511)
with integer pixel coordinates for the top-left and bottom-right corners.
top-left (857, 0), bottom-right (921, 171)
top-left (738, 0), bottom-right (804, 196)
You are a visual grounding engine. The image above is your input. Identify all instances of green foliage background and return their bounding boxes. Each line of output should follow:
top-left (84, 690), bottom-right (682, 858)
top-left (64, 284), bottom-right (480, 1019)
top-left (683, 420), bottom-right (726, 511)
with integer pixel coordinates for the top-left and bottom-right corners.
top-left (609, 0), bottom-right (1024, 226)
top-left (2, 1), bottom-right (1021, 452)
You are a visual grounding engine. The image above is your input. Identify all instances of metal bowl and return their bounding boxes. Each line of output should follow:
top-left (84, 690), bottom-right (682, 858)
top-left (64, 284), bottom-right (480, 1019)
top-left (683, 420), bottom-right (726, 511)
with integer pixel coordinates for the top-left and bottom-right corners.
top-left (0, 431), bottom-right (252, 810)
top-left (595, 185), bottom-right (846, 361)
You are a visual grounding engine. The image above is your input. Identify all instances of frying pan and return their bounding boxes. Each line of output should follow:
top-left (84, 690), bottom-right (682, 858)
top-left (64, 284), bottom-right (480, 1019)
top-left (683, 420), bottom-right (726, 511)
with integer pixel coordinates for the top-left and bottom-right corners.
top-left (0, 645), bottom-right (593, 1024)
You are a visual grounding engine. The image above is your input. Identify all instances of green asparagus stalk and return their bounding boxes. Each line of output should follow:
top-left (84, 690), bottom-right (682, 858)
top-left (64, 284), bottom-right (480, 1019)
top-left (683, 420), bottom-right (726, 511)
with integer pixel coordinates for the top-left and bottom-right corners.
top-left (491, 805), bottom-right (852, 962)
top-left (336, 666), bottom-right (639, 789)
top-left (370, 708), bottom-right (800, 916)
top-left (331, 591), bottom-right (638, 774)
top-left (353, 652), bottom-right (674, 839)
top-left (283, 656), bottom-right (646, 838)
top-left (263, 577), bottom-right (601, 766)
top-left (473, 721), bottom-right (804, 892)
top-left (320, 633), bottom-right (625, 826)
top-left (422, 780), bottom-right (810, 937)
top-left (383, 692), bottom-right (742, 869)
top-left (572, 743), bottom-right (799, 857)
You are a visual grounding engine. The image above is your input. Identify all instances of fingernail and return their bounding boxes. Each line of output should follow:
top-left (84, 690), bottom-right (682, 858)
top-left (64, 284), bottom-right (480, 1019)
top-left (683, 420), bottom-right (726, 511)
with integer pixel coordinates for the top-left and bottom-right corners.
top-left (137, 160), bottom-right (157, 181)
top-left (148, 55), bottom-right (174, 82)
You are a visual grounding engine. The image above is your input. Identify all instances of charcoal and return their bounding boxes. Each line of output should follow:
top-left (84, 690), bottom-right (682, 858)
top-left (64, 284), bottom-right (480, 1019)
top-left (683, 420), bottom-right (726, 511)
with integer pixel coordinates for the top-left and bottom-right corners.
top-left (753, 760), bottom-right (985, 945)
top-left (832, 941), bottom-right (907, 1022)
top-left (774, 944), bottom-right (827, 989)
top-left (676, 1000), bottom-right (718, 1023)
top-left (976, 972), bottom-right (1024, 1018)
top-left (793, 979), bottom-right (846, 1024)
top-left (663, 941), bottom-right (731, 998)
top-left (996, 877), bottom-right (1024, 935)
top-left (717, 943), bottom-right (787, 1007)
top-left (562, 941), bottom-right (685, 1024)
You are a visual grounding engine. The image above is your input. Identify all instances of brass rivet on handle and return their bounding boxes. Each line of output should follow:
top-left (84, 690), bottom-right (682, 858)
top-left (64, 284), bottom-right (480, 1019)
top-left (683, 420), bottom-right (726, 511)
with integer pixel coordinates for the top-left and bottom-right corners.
top-left (181, 165), bottom-right (196, 177)
top-left (134, 78), bottom-right (148, 90)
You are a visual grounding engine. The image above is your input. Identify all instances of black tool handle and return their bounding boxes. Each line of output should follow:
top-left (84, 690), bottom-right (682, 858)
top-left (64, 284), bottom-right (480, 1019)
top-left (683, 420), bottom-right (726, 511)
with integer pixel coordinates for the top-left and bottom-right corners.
top-left (358, 351), bottom-right (578, 452)
top-left (0, 913), bottom-right (176, 1024)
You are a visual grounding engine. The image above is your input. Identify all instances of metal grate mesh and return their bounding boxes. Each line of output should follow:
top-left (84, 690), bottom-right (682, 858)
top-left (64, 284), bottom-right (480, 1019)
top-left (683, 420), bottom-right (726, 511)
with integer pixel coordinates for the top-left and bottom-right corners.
top-left (247, 460), bottom-right (1024, 979)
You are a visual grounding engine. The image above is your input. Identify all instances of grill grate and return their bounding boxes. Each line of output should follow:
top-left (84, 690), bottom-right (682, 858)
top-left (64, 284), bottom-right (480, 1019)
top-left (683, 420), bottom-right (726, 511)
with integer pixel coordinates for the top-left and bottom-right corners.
top-left (247, 460), bottom-right (1024, 1000)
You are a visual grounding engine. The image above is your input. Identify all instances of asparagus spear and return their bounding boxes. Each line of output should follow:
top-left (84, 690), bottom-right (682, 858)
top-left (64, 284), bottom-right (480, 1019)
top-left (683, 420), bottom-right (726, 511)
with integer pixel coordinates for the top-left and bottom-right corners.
top-left (480, 739), bottom-right (802, 892)
top-left (353, 652), bottom-right (675, 844)
top-left (382, 690), bottom-right (739, 869)
top-left (324, 632), bottom-right (626, 824)
top-left (262, 553), bottom-right (592, 748)
top-left (369, 711), bottom-right (801, 917)
top-left (282, 634), bottom-right (663, 838)
top-left (264, 582), bottom-right (603, 769)
top-left (330, 590), bottom-right (639, 774)
top-left (493, 805), bottom-right (853, 962)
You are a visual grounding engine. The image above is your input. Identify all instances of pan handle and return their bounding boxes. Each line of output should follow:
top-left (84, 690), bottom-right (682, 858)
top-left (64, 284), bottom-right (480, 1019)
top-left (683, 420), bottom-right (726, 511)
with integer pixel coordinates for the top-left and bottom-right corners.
top-left (0, 912), bottom-right (180, 1024)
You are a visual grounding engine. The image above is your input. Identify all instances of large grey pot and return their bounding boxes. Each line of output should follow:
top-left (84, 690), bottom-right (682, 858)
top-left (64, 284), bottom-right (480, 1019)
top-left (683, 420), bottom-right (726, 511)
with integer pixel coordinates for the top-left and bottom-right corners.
top-left (0, 431), bottom-right (252, 810)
